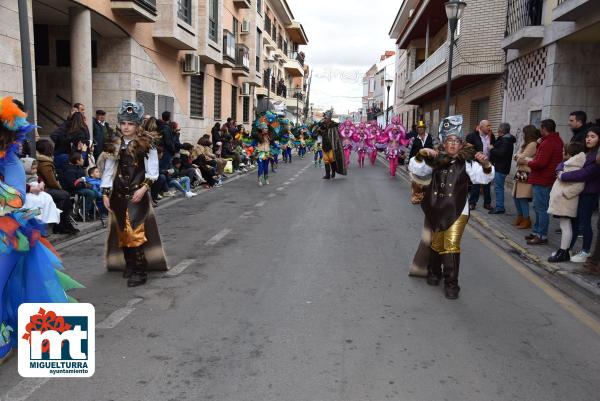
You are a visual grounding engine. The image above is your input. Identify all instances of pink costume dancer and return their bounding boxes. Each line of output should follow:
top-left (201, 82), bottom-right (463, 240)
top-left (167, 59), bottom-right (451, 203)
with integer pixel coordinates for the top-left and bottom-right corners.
top-left (366, 122), bottom-right (380, 166)
top-left (339, 120), bottom-right (355, 167)
top-left (353, 122), bottom-right (369, 167)
top-left (384, 116), bottom-right (410, 177)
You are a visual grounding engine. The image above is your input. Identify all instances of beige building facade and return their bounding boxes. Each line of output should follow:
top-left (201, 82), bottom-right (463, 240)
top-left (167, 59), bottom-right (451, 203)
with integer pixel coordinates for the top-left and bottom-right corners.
top-left (1, 0), bottom-right (308, 143)
top-left (502, 0), bottom-right (600, 141)
top-left (389, 0), bottom-right (507, 136)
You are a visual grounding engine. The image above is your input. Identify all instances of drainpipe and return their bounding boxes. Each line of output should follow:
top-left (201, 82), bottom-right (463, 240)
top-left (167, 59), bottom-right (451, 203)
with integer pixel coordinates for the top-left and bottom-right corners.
top-left (18, 0), bottom-right (35, 156)
top-left (425, 17), bottom-right (430, 59)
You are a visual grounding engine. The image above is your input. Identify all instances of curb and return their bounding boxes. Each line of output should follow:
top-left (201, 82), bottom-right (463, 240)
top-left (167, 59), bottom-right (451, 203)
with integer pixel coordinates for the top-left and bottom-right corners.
top-left (379, 154), bottom-right (600, 299)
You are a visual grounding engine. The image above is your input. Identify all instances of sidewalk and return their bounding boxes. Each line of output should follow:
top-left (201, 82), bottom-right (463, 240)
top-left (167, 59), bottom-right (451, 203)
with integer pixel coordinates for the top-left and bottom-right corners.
top-left (389, 156), bottom-right (600, 297)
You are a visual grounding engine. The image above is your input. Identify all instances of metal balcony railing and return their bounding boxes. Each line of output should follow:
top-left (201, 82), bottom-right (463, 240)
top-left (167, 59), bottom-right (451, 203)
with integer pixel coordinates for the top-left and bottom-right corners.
top-left (236, 44), bottom-right (250, 70)
top-left (112, 0), bottom-right (157, 12)
top-left (287, 51), bottom-right (305, 67)
top-left (223, 30), bottom-right (236, 62)
top-left (410, 41), bottom-right (447, 84)
top-left (505, 0), bottom-right (543, 37)
top-left (557, 0), bottom-right (567, 4)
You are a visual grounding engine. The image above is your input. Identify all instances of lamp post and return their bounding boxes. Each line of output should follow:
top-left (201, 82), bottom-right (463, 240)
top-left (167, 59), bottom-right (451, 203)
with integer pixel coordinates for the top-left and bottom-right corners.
top-left (444, 0), bottom-right (467, 118)
top-left (295, 87), bottom-right (302, 126)
top-left (385, 78), bottom-right (393, 125)
top-left (266, 58), bottom-right (275, 112)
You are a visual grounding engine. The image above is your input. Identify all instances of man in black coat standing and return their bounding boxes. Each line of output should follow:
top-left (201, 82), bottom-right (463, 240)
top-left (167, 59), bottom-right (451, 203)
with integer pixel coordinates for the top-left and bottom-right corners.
top-left (568, 110), bottom-right (590, 144)
top-left (157, 111), bottom-right (179, 170)
top-left (407, 120), bottom-right (434, 204)
top-left (92, 110), bottom-right (114, 160)
top-left (466, 120), bottom-right (495, 210)
top-left (488, 122), bottom-right (516, 214)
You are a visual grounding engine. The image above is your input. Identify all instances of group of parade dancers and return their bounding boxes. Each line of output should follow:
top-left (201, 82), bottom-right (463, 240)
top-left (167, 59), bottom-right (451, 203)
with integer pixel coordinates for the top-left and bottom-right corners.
top-left (247, 111), bottom-right (415, 184)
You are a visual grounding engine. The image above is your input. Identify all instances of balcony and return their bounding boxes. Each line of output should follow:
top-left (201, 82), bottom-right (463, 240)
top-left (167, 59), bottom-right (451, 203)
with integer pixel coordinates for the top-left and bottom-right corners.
top-left (284, 51), bottom-right (304, 77)
top-left (262, 32), bottom-right (276, 51)
top-left (111, 0), bottom-right (157, 22)
top-left (286, 91), bottom-right (305, 112)
top-left (232, 0), bottom-right (251, 9)
top-left (232, 44), bottom-right (250, 77)
top-left (223, 30), bottom-right (237, 68)
top-left (553, 0), bottom-right (596, 21)
top-left (410, 42), bottom-right (447, 85)
top-left (153, 0), bottom-right (197, 50)
top-left (502, 0), bottom-right (544, 49)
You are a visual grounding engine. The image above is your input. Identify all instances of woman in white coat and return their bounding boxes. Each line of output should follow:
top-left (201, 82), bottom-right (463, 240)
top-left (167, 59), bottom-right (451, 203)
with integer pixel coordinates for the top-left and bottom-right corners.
top-left (547, 142), bottom-right (586, 262)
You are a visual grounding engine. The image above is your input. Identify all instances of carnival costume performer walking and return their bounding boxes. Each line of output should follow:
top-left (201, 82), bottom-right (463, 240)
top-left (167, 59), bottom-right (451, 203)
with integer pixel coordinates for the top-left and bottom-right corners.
top-left (256, 124), bottom-right (272, 186)
top-left (408, 115), bottom-right (494, 299)
top-left (367, 122), bottom-right (380, 166)
top-left (384, 117), bottom-right (410, 177)
top-left (315, 111), bottom-right (346, 179)
top-left (0, 97), bottom-right (83, 361)
top-left (353, 122), bottom-right (369, 168)
top-left (339, 119), bottom-right (355, 167)
top-left (101, 101), bottom-right (167, 287)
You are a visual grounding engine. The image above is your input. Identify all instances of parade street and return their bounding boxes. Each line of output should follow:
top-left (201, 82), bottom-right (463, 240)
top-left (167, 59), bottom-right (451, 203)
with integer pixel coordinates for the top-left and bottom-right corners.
top-left (1, 158), bottom-right (599, 401)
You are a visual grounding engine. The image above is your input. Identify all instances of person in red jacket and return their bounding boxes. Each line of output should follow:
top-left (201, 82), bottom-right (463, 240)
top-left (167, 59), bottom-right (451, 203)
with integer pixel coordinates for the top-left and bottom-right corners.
top-left (523, 119), bottom-right (564, 245)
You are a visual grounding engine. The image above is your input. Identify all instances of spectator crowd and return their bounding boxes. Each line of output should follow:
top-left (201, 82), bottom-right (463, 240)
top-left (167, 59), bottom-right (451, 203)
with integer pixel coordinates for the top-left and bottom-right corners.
top-left (20, 103), bottom-right (257, 236)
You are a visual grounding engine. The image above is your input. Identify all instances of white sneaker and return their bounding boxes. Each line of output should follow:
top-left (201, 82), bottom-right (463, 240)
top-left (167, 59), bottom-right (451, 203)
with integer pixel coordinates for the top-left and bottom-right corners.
top-left (258, 179), bottom-right (263, 187)
top-left (570, 250), bottom-right (591, 263)
top-left (185, 191), bottom-right (197, 198)
top-left (265, 179), bottom-right (270, 185)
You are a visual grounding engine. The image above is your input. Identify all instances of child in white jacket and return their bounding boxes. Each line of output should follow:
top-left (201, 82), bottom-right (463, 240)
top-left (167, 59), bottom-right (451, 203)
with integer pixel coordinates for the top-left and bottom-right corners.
top-left (547, 142), bottom-right (586, 262)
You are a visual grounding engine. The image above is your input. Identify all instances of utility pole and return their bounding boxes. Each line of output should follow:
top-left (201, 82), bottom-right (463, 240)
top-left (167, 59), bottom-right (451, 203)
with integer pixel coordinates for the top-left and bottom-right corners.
top-left (304, 71), bottom-right (312, 120)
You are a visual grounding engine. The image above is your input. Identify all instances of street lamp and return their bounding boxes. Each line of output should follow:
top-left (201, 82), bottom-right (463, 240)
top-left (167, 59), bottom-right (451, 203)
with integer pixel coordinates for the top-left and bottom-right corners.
top-left (295, 87), bottom-right (302, 126)
top-left (385, 78), bottom-right (393, 125)
top-left (444, 0), bottom-right (467, 118)
top-left (266, 58), bottom-right (275, 112)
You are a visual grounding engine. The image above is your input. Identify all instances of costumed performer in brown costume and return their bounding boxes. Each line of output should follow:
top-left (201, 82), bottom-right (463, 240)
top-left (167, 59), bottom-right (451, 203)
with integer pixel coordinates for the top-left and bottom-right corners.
top-left (408, 115), bottom-right (494, 299)
top-left (315, 110), bottom-right (346, 179)
top-left (101, 101), bottom-right (167, 287)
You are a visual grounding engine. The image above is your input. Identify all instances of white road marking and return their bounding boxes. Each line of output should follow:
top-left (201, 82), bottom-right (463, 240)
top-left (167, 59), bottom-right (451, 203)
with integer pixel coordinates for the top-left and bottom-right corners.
top-left (239, 211), bottom-right (254, 219)
top-left (165, 259), bottom-right (196, 277)
top-left (97, 298), bottom-right (143, 329)
top-left (276, 187), bottom-right (285, 191)
top-left (205, 228), bottom-right (232, 245)
top-left (254, 201), bottom-right (267, 207)
top-left (268, 193), bottom-right (276, 198)
top-left (284, 181), bottom-right (291, 185)
top-left (4, 378), bottom-right (49, 401)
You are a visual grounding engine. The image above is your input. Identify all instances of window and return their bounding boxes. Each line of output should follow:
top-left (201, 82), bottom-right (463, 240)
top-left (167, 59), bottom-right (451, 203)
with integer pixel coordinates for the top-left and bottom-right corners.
top-left (233, 17), bottom-right (239, 36)
top-left (158, 95), bottom-right (174, 115)
top-left (256, 28), bottom-right (262, 72)
top-left (214, 78), bottom-right (222, 120)
top-left (209, 0), bottom-right (218, 42)
top-left (257, 0), bottom-right (262, 14)
top-left (178, 0), bottom-right (192, 25)
top-left (231, 85), bottom-right (238, 121)
top-left (34, 25), bottom-right (50, 66)
top-left (472, 97), bottom-right (489, 128)
top-left (243, 96), bottom-right (250, 123)
top-left (136, 90), bottom-right (155, 118)
top-left (530, 110), bottom-right (542, 128)
top-left (190, 73), bottom-right (204, 118)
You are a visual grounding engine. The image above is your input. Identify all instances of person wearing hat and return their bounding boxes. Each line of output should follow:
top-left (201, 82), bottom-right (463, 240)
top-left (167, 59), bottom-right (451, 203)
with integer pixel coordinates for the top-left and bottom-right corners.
top-left (315, 110), bottom-right (346, 179)
top-left (407, 121), bottom-right (434, 204)
top-left (408, 115), bottom-right (494, 299)
top-left (101, 100), bottom-right (167, 287)
top-left (255, 123), bottom-right (272, 186)
top-left (93, 109), bottom-right (114, 160)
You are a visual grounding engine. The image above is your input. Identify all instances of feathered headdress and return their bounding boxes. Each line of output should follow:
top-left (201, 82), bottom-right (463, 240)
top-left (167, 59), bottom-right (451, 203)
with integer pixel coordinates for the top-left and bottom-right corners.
top-left (0, 96), bottom-right (36, 160)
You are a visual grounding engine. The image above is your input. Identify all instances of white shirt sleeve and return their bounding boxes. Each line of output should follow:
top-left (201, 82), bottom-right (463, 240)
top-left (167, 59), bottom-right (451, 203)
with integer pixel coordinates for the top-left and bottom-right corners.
top-left (408, 156), bottom-right (433, 178)
top-left (466, 160), bottom-right (495, 185)
top-left (144, 148), bottom-right (159, 181)
top-left (100, 158), bottom-right (116, 189)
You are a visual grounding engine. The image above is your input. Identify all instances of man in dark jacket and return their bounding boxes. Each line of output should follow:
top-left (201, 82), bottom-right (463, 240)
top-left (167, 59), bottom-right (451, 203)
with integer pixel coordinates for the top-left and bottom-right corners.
top-left (568, 110), bottom-right (590, 144)
top-left (466, 120), bottom-right (496, 210)
top-left (488, 123), bottom-right (516, 214)
top-left (92, 110), bottom-right (113, 159)
top-left (157, 111), bottom-right (179, 170)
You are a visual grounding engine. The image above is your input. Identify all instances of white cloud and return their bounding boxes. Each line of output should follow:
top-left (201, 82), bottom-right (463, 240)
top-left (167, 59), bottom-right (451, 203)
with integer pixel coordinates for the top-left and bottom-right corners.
top-left (287, 0), bottom-right (398, 113)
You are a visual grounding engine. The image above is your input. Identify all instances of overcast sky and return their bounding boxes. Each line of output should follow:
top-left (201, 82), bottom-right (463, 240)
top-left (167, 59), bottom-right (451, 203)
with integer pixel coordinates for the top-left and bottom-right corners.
top-left (287, 0), bottom-right (398, 114)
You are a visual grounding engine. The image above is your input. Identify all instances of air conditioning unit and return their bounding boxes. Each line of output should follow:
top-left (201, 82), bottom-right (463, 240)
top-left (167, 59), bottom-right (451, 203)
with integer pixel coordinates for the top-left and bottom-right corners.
top-left (240, 82), bottom-right (250, 96)
top-left (182, 54), bottom-right (200, 75)
top-left (241, 19), bottom-right (250, 33)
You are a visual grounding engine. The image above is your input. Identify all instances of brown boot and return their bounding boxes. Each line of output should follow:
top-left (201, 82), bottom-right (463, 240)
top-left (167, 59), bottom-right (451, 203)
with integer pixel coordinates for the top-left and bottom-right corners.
top-left (572, 262), bottom-right (600, 276)
top-left (517, 217), bottom-right (531, 229)
top-left (512, 215), bottom-right (524, 226)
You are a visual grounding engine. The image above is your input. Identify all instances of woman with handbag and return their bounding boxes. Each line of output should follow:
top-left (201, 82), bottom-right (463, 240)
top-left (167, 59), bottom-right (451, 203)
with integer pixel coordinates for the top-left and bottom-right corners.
top-left (513, 125), bottom-right (541, 229)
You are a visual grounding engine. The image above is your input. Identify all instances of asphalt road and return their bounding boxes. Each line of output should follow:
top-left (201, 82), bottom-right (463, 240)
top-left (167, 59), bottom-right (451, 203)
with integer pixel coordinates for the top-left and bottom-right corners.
top-left (1, 155), bottom-right (600, 401)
